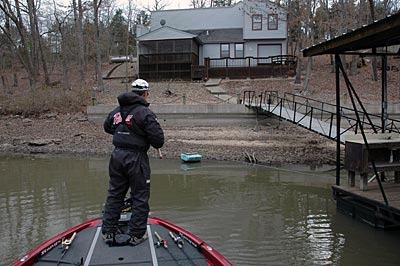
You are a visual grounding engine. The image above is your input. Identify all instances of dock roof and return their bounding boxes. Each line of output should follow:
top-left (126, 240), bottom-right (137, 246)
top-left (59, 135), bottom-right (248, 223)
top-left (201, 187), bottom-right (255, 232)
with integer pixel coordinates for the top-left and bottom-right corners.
top-left (303, 12), bottom-right (400, 57)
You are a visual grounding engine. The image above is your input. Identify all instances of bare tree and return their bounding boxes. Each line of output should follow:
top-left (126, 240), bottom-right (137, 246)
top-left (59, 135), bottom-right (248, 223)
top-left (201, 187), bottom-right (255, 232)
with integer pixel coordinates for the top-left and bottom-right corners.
top-left (100, 0), bottom-right (118, 60)
top-left (125, 0), bottom-right (135, 85)
top-left (211, 0), bottom-right (236, 7)
top-left (73, 0), bottom-right (87, 85)
top-left (52, 0), bottom-right (74, 90)
top-left (27, 0), bottom-right (39, 78)
top-left (146, 0), bottom-right (168, 11)
top-left (93, 0), bottom-right (104, 91)
top-left (190, 0), bottom-right (210, 8)
top-left (286, 0), bottom-right (307, 85)
top-left (35, 3), bottom-right (51, 86)
top-left (135, 9), bottom-right (151, 26)
top-left (0, 0), bottom-right (38, 89)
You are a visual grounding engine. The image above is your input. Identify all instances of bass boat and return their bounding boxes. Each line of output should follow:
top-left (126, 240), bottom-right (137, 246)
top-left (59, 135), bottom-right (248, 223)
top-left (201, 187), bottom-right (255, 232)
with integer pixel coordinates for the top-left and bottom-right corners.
top-left (13, 211), bottom-right (232, 265)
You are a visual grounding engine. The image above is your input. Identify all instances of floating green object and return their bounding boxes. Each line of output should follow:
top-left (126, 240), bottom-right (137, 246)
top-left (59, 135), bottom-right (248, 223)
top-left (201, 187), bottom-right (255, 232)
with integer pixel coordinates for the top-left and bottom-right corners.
top-left (180, 153), bottom-right (202, 162)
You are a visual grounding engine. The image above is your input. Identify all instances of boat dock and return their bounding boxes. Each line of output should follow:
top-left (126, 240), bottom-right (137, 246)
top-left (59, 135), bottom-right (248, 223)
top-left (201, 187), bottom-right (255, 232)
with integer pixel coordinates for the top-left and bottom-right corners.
top-left (332, 183), bottom-right (400, 229)
top-left (301, 12), bottom-right (400, 230)
top-left (244, 91), bottom-right (400, 228)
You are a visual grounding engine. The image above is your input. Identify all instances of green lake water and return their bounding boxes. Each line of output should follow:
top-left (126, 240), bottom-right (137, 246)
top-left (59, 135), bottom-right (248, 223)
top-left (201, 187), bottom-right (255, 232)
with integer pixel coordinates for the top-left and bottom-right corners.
top-left (1, 154), bottom-right (400, 265)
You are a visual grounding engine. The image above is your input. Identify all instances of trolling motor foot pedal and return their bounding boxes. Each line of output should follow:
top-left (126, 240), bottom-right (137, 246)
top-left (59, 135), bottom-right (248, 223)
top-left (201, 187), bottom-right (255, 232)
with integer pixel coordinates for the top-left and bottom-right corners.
top-left (112, 234), bottom-right (131, 246)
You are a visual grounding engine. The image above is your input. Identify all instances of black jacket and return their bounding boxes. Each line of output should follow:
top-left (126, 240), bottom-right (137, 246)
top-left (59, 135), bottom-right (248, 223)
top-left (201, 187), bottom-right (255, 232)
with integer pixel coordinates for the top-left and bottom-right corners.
top-left (104, 92), bottom-right (164, 151)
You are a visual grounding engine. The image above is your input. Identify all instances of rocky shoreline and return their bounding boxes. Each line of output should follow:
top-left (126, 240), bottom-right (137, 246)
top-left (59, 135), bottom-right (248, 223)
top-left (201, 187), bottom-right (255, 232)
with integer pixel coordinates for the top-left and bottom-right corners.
top-left (0, 112), bottom-right (337, 166)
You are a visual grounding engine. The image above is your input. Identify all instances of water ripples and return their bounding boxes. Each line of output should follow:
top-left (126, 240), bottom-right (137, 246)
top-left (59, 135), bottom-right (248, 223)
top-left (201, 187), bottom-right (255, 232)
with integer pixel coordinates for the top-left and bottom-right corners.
top-left (3, 157), bottom-right (400, 266)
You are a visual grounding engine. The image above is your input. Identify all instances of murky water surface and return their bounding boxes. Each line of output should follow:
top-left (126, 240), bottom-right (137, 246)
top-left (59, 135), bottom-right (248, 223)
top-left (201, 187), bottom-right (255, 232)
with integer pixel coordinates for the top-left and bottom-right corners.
top-left (1, 155), bottom-right (400, 265)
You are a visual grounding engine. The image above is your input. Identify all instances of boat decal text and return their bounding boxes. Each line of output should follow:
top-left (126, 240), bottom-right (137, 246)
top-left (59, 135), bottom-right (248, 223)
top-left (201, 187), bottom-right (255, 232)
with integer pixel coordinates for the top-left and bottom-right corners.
top-left (40, 239), bottom-right (62, 257)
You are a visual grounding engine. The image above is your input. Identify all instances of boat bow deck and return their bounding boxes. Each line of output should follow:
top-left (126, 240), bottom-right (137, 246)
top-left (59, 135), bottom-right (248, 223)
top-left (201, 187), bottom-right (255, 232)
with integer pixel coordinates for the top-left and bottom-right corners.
top-left (24, 218), bottom-right (224, 266)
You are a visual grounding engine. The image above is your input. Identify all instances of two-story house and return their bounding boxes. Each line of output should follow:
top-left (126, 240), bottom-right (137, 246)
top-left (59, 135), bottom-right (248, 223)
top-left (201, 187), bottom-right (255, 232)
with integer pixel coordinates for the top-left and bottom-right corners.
top-left (136, 0), bottom-right (294, 80)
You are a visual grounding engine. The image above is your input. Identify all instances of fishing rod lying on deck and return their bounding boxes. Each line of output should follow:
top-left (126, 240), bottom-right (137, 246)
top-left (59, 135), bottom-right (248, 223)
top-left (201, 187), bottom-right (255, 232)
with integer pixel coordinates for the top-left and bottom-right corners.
top-left (154, 231), bottom-right (168, 249)
top-left (169, 231), bottom-right (184, 249)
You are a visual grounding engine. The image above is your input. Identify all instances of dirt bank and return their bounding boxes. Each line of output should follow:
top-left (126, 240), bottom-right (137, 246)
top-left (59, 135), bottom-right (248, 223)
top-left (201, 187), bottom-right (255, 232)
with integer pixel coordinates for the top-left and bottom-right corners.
top-left (1, 55), bottom-right (397, 165)
top-left (0, 111), bottom-right (337, 166)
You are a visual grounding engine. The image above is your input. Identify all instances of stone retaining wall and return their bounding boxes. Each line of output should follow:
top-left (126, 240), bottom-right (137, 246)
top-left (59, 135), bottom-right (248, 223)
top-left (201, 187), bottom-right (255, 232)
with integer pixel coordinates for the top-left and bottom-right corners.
top-left (87, 104), bottom-right (257, 127)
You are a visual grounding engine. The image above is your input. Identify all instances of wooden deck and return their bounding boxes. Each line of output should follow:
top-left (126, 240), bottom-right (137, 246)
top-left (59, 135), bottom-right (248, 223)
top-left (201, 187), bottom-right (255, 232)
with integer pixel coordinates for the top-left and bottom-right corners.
top-left (332, 182), bottom-right (400, 229)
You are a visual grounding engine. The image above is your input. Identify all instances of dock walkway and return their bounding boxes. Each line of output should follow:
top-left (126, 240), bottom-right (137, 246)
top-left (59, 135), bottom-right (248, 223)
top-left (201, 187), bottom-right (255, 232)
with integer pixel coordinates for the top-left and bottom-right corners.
top-left (244, 91), bottom-right (400, 144)
top-left (253, 102), bottom-right (354, 143)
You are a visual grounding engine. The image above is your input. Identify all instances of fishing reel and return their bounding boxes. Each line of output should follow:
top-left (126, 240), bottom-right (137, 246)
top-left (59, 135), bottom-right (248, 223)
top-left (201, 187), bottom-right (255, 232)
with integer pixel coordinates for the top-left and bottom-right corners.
top-left (121, 197), bottom-right (133, 213)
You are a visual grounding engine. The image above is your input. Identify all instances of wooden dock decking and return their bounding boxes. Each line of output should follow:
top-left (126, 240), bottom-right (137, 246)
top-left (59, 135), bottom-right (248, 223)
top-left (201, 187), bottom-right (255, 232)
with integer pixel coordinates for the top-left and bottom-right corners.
top-left (333, 182), bottom-right (400, 229)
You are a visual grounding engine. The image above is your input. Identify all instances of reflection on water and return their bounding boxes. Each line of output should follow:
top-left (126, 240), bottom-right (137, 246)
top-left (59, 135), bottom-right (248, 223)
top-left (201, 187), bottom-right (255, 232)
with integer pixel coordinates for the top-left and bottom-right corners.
top-left (1, 154), bottom-right (400, 265)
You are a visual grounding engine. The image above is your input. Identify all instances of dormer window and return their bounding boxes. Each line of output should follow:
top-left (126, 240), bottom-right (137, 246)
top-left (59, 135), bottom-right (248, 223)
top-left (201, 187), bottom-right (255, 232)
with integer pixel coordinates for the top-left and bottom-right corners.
top-left (252, 14), bottom-right (262, 31)
top-left (268, 14), bottom-right (278, 30)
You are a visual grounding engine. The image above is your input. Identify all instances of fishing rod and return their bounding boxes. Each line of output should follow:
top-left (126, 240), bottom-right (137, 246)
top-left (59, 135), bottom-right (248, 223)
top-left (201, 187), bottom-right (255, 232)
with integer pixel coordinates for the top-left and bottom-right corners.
top-left (61, 232), bottom-right (77, 258)
top-left (157, 148), bottom-right (163, 159)
top-left (154, 231), bottom-right (168, 249)
top-left (169, 231), bottom-right (184, 249)
top-left (155, 231), bottom-right (196, 266)
top-left (53, 232), bottom-right (78, 266)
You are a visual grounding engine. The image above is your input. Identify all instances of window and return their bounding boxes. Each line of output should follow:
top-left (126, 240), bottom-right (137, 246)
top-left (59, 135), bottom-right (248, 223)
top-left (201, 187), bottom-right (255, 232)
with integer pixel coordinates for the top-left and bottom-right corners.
top-left (235, 43), bottom-right (244, 58)
top-left (268, 14), bottom-right (278, 30)
top-left (220, 44), bottom-right (230, 58)
top-left (252, 14), bottom-right (262, 31)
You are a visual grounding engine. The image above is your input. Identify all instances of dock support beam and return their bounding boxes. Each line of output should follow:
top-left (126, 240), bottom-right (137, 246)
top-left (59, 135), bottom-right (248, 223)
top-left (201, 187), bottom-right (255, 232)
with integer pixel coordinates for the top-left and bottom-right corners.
top-left (381, 55), bottom-right (388, 133)
top-left (335, 54), bottom-right (341, 186)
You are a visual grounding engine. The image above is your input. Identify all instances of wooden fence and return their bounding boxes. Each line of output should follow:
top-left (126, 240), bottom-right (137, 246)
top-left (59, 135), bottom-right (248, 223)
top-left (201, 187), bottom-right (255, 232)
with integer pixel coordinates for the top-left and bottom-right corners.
top-left (201, 55), bottom-right (297, 79)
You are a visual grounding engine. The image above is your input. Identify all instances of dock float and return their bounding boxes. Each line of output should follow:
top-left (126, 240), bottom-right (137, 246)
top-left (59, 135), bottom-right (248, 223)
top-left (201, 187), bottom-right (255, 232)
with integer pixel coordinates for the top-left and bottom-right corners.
top-left (332, 183), bottom-right (400, 229)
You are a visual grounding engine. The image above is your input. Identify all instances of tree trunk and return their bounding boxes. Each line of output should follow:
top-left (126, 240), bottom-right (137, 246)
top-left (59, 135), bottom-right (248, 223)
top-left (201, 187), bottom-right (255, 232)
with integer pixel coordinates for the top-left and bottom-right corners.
top-left (303, 57), bottom-right (312, 94)
top-left (54, 13), bottom-right (70, 90)
top-left (35, 15), bottom-right (50, 86)
top-left (94, 0), bottom-right (104, 92)
top-left (74, 0), bottom-right (86, 85)
top-left (61, 39), bottom-right (71, 91)
top-left (1, 76), bottom-right (6, 93)
top-left (349, 55), bottom-right (358, 76)
top-left (27, 0), bottom-right (39, 78)
top-left (368, 0), bottom-right (378, 81)
top-left (294, 40), bottom-right (302, 84)
top-left (14, 0), bottom-right (37, 90)
top-left (125, 1), bottom-right (134, 91)
top-left (13, 73), bottom-right (18, 87)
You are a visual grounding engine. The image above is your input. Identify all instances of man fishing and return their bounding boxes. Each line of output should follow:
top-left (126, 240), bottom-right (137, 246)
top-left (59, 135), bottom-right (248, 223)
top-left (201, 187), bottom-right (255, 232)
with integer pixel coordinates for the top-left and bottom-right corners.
top-left (102, 78), bottom-right (164, 246)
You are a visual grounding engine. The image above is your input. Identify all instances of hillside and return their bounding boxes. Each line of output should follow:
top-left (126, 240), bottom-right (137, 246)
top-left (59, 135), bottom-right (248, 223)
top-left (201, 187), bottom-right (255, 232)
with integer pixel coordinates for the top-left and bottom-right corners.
top-left (0, 55), bottom-right (398, 166)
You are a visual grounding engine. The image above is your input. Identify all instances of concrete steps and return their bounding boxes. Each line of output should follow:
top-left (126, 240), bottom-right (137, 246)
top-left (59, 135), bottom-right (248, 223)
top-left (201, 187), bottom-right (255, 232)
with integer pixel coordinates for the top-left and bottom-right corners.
top-left (205, 78), bottom-right (239, 103)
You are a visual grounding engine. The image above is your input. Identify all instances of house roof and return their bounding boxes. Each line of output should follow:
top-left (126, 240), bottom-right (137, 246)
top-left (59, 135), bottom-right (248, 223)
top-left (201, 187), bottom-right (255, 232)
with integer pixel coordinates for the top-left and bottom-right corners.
top-left (150, 2), bottom-right (243, 31)
top-left (137, 26), bottom-right (198, 42)
top-left (303, 12), bottom-right (400, 57)
top-left (188, 28), bottom-right (243, 43)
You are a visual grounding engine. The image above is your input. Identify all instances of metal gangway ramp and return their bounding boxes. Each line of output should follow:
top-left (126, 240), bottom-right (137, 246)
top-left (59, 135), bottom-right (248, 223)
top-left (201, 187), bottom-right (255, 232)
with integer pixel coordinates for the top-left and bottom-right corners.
top-left (243, 91), bottom-right (400, 144)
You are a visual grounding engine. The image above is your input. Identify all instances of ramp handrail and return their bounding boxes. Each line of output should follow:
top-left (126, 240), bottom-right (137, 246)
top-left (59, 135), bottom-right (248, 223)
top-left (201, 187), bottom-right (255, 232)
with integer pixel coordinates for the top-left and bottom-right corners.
top-left (243, 91), bottom-right (400, 142)
top-left (280, 92), bottom-right (400, 134)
